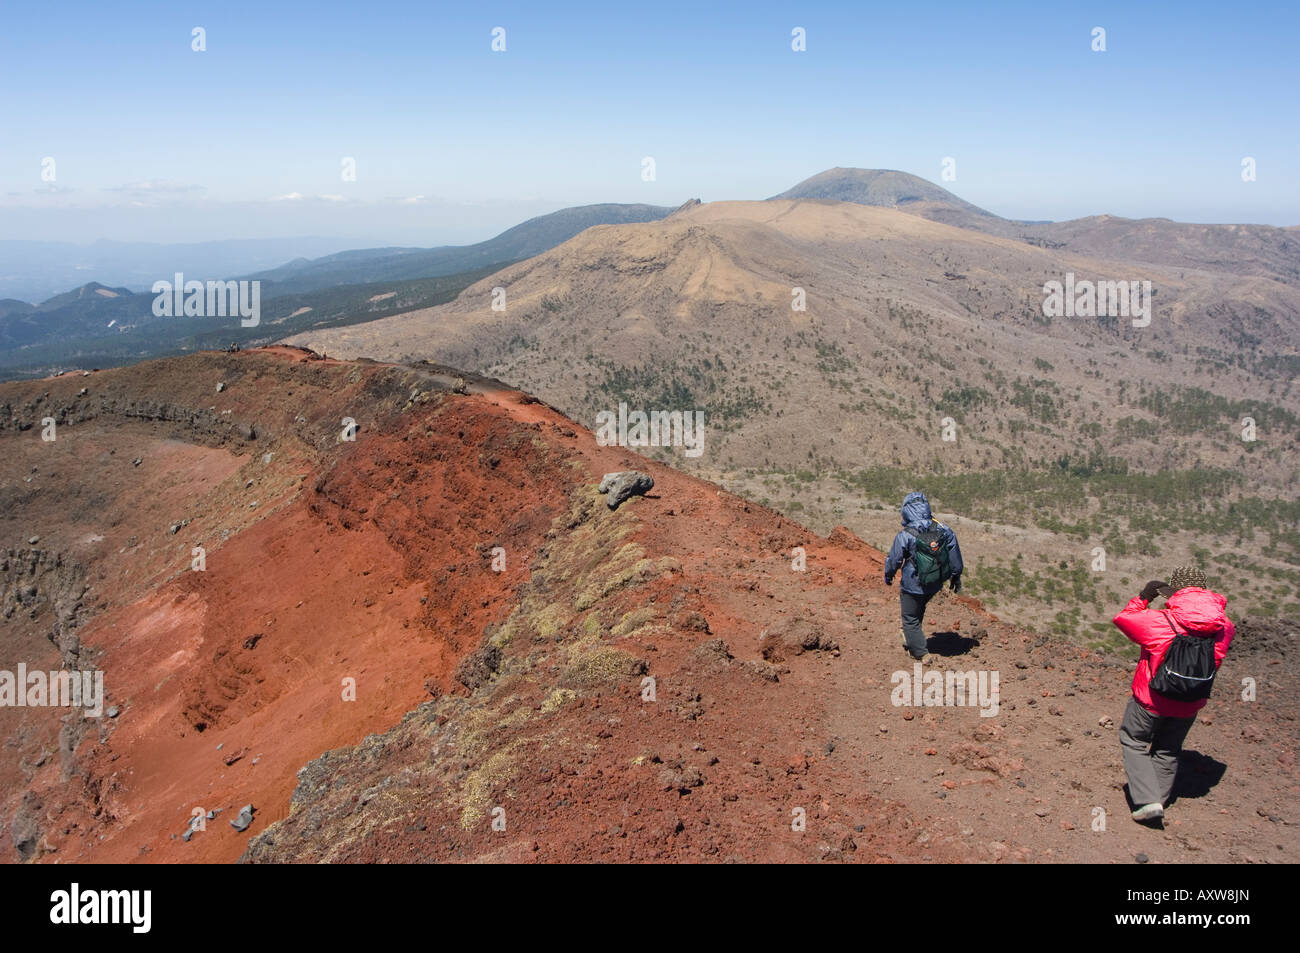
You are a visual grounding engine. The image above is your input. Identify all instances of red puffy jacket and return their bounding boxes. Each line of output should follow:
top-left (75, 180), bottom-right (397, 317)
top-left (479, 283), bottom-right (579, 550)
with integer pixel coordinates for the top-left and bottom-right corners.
top-left (1112, 587), bottom-right (1235, 717)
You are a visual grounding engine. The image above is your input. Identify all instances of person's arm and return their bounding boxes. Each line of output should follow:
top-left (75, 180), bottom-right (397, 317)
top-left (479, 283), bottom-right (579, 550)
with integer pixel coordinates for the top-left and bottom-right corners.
top-left (946, 527), bottom-right (964, 588)
top-left (884, 532), bottom-right (907, 584)
top-left (1112, 584), bottom-right (1167, 650)
top-left (1215, 619), bottom-right (1235, 665)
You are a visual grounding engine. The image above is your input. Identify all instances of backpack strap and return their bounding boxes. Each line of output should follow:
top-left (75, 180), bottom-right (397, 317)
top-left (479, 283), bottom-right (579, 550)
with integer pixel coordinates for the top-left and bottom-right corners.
top-left (1163, 610), bottom-right (1222, 640)
top-left (1146, 610), bottom-right (1182, 673)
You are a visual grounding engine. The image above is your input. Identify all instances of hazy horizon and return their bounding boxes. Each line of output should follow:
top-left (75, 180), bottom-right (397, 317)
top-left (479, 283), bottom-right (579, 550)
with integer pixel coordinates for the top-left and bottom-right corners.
top-left (2, 0), bottom-right (1298, 246)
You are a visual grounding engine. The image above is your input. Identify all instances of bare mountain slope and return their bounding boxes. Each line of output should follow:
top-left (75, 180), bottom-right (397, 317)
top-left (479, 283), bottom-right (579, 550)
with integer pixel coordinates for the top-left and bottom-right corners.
top-left (772, 167), bottom-right (1023, 235)
top-left (777, 167), bottom-right (1300, 286)
top-left (244, 202), bottom-right (677, 296)
top-left (1019, 216), bottom-right (1300, 287)
top-left (287, 198), bottom-right (1300, 481)
top-left (4, 348), bottom-right (1291, 864)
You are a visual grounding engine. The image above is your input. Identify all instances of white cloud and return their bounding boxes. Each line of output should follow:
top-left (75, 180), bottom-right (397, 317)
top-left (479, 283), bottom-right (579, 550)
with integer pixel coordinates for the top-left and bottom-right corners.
top-left (106, 180), bottom-right (206, 194)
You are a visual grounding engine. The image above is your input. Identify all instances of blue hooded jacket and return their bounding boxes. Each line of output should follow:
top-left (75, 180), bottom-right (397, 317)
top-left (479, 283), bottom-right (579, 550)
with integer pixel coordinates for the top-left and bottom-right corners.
top-left (884, 491), bottom-right (963, 595)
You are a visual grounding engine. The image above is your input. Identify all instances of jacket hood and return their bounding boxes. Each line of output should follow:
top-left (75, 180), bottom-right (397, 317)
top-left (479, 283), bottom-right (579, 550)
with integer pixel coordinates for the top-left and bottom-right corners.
top-left (901, 491), bottom-right (932, 528)
top-left (1165, 588), bottom-right (1228, 634)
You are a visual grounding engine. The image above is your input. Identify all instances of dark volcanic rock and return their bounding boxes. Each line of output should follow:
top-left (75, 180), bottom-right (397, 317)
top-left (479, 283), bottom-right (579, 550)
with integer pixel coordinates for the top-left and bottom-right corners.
top-left (598, 471), bottom-right (653, 510)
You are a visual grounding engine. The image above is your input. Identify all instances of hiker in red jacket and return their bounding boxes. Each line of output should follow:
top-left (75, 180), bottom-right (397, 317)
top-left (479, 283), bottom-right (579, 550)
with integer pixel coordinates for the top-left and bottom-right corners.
top-left (1112, 566), bottom-right (1234, 824)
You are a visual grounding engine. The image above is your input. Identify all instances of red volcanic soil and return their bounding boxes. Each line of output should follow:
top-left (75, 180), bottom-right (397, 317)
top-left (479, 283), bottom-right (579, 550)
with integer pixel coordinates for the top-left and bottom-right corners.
top-left (2, 347), bottom-right (1296, 864)
top-left (2, 349), bottom-right (567, 862)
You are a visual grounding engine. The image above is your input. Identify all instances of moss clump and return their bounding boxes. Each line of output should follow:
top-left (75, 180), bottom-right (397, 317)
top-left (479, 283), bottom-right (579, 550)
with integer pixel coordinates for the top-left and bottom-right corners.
top-left (455, 690), bottom-right (530, 761)
top-left (656, 556), bottom-right (683, 575)
top-left (459, 745), bottom-right (520, 829)
top-left (540, 687), bottom-right (576, 714)
top-left (560, 645), bottom-right (644, 690)
top-left (494, 596), bottom-right (573, 648)
top-left (620, 622), bottom-right (674, 643)
top-left (612, 607), bottom-right (657, 637)
top-left (575, 554), bottom-right (655, 610)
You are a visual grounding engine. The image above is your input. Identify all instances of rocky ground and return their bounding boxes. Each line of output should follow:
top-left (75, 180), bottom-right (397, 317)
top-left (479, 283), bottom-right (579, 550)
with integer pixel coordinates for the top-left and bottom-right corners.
top-left (1, 348), bottom-right (1294, 863)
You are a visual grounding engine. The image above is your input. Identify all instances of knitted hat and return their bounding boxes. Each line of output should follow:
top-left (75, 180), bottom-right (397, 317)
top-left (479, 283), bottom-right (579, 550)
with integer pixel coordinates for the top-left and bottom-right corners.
top-left (1159, 566), bottom-right (1208, 597)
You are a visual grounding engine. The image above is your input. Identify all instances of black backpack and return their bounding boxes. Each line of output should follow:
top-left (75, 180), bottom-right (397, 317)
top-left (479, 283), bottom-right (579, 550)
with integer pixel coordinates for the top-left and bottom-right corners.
top-left (905, 524), bottom-right (951, 587)
top-left (1149, 612), bottom-right (1219, 702)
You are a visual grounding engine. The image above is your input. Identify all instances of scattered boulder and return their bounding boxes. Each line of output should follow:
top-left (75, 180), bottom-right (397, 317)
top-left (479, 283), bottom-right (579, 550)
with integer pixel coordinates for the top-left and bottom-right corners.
top-left (10, 792), bottom-right (42, 862)
top-left (230, 804), bottom-right (256, 832)
top-left (657, 764), bottom-right (705, 794)
top-left (455, 642), bottom-right (502, 691)
top-left (690, 638), bottom-right (734, 667)
top-left (598, 471), bottom-right (654, 510)
top-left (759, 617), bottom-right (838, 662)
top-left (947, 742), bottom-right (1023, 777)
top-left (679, 611), bottom-right (711, 633)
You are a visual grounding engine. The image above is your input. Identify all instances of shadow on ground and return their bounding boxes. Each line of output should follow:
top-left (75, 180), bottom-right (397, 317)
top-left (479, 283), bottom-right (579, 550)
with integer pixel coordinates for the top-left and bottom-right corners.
top-left (927, 631), bottom-right (980, 657)
top-left (1170, 749), bottom-right (1227, 804)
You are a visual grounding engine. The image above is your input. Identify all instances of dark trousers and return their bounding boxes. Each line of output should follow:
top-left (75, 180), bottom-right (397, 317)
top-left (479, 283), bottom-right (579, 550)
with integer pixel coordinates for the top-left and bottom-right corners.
top-left (1119, 696), bottom-right (1197, 807)
top-left (900, 590), bottom-right (935, 657)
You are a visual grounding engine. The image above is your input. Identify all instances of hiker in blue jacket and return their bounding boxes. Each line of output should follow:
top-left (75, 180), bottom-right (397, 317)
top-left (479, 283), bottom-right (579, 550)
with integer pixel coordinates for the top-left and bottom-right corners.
top-left (884, 491), bottom-right (964, 660)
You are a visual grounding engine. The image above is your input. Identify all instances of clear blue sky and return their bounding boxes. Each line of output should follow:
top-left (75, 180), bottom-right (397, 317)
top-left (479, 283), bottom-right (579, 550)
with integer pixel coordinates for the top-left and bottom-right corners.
top-left (2, 0), bottom-right (1297, 243)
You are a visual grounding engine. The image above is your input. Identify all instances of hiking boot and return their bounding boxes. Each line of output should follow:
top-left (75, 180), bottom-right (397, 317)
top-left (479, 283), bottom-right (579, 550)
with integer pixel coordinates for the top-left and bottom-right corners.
top-left (1131, 803), bottom-right (1164, 822)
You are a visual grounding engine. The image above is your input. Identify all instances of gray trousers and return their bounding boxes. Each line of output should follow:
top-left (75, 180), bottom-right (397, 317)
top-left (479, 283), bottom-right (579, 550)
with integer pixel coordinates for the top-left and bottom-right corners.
top-left (1119, 696), bottom-right (1197, 807)
top-left (900, 590), bottom-right (935, 657)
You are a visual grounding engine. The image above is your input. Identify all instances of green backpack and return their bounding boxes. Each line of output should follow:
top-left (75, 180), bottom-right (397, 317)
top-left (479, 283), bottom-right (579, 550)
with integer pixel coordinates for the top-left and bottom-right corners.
top-left (905, 525), bottom-right (951, 587)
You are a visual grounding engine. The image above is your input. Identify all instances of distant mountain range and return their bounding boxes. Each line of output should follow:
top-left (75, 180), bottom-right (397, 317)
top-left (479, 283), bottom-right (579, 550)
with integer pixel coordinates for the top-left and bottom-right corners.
top-left (776, 168), bottom-right (1300, 285)
top-left (243, 203), bottom-right (675, 296)
top-left (6, 169), bottom-right (1299, 382)
top-left (0, 267), bottom-right (507, 373)
top-left (771, 166), bottom-right (1036, 232)
top-left (0, 203), bottom-right (676, 378)
top-left (0, 237), bottom-right (363, 304)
